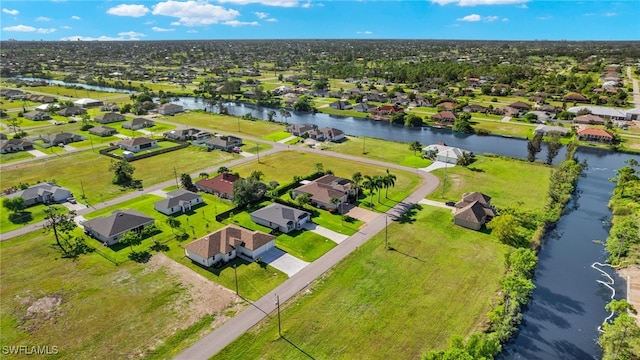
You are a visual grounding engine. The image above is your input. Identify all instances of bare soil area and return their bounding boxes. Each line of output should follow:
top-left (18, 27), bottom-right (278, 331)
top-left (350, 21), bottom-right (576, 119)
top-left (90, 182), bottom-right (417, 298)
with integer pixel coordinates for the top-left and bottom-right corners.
top-left (617, 265), bottom-right (640, 326)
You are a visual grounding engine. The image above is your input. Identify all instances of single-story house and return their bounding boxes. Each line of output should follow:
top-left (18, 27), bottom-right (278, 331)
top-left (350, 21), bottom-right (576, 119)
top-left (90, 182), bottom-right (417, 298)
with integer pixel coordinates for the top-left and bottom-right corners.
top-left (573, 114), bottom-right (606, 125)
top-left (422, 144), bottom-right (468, 164)
top-left (88, 125), bottom-right (118, 137)
top-left (286, 124), bottom-right (317, 137)
top-left (308, 127), bottom-right (345, 142)
top-left (158, 103), bottom-right (184, 115)
top-left (35, 103), bottom-right (60, 112)
top-left (353, 103), bottom-right (376, 113)
top-left (202, 135), bottom-right (242, 151)
top-left (23, 111), bottom-right (51, 121)
top-left (1, 89), bottom-right (24, 99)
top-left (82, 209), bottom-right (155, 246)
top-left (184, 225), bottom-right (275, 267)
top-left (74, 98), bottom-right (104, 108)
top-left (462, 104), bottom-right (487, 113)
top-left (6, 182), bottom-right (71, 206)
top-left (250, 203), bottom-right (311, 233)
top-left (122, 117), bottom-right (155, 130)
top-left (508, 101), bottom-right (532, 112)
top-left (527, 111), bottom-right (555, 123)
top-left (438, 102), bottom-right (456, 110)
top-left (432, 111), bottom-right (458, 123)
top-left (577, 128), bottom-right (614, 143)
top-left (292, 175), bottom-right (352, 210)
top-left (164, 128), bottom-right (209, 141)
top-left (329, 100), bottom-right (353, 110)
top-left (57, 106), bottom-right (87, 117)
top-left (117, 137), bottom-right (158, 152)
top-left (0, 138), bottom-right (34, 154)
top-left (41, 132), bottom-right (84, 145)
top-left (372, 105), bottom-right (404, 116)
top-left (94, 112), bottom-right (125, 124)
top-left (195, 173), bottom-right (240, 199)
top-left (533, 125), bottom-right (570, 136)
top-left (562, 93), bottom-right (588, 102)
top-left (154, 189), bottom-right (203, 215)
top-left (453, 192), bottom-right (495, 231)
top-left (567, 106), bottom-right (627, 121)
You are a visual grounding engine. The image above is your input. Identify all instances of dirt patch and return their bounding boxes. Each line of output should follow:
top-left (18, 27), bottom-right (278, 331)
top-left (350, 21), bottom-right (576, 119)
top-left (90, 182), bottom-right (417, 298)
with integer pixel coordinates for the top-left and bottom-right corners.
top-left (617, 265), bottom-right (640, 326)
top-left (344, 204), bottom-right (379, 223)
top-left (145, 254), bottom-right (242, 327)
top-left (14, 291), bottom-right (64, 333)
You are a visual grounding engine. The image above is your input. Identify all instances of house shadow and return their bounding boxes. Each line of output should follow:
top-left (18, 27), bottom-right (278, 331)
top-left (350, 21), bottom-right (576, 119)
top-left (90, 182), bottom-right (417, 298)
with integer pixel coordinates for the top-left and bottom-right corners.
top-left (281, 336), bottom-right (316, 359)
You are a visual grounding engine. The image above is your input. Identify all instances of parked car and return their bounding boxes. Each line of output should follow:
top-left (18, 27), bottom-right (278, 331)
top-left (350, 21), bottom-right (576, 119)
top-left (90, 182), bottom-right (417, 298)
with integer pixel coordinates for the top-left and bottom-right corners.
top-left (445, 201), bottom-right (456, 207)
top-left (67, 196), bottom-right (76, 204)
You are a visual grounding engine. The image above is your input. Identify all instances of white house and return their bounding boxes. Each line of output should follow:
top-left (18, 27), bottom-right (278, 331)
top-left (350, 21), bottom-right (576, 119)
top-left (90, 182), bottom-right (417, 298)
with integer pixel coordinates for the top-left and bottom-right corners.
top-left (74, 98), bottom-right (104, 108)
top-left (422, 144), bottom-right (469, 164)
top-left (158, 103), bottom-right (184, 115)
top-left (153, 189), bottom-right (203, 215)
top-left (184, 225), bottom-right (275, 267)
top-left (7, 182), bottom-right (71, 206)
top-left (117, 137), bottom-right (158, 152)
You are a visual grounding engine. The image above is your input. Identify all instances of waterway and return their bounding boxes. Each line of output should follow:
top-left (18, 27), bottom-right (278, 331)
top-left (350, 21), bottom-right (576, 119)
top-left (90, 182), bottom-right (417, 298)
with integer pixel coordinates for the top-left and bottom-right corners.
top-left (12, 78), bottom-right (640, 358)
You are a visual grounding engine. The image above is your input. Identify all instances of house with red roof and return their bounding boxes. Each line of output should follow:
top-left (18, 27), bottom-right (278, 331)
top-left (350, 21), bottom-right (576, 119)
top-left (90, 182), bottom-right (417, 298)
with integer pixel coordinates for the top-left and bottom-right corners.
top-left (577, 128), bottom-right (614, 143)
top-left (195, 173), bottom-right (240, 199)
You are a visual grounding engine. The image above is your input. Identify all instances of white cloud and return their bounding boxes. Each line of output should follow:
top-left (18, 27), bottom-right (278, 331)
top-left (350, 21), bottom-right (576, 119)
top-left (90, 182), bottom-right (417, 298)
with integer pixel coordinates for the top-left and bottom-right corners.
top-left (432, 0), bottom-right (528, 6)
top-left (118, 31), bottom-right (146, 39)
top-left (485, 15), bottom-right (498, 22)
top-left (3, 24), bottom-right (56, 33)
top-left (61, 25), bottom-right (72, 29)
top-left (60, 35), bottom-right (121, 41)
top-left (357, 30), bottom-right (372, 35)
top-left (604, 12), bottom-right (616, 17)
top-left (2, 8), bottom-right (19, 15)
top-left (3, 25), bottom-right (36, 32)
top-left (301, 1), bottom-right (312, 8)
top-left (218, 0), bottom-right (298, 7)
top-left (71, 15), bottom-right (81, 20)
top-left (144, 20), bottom-right (155, 25)
top-left (152, 1), bottom-right (240, 26)
top-left (457, 14), bottom-right (481, 21)
top-left (224, 20), bottom-right (259, 27)
top-left (254, 11), bottom-right (269, 19)
top-left (517, 3), bottom-right (527, 8)
top-left (187, 29), bottom-right (198, 33)
top-left (152, 26), bottom-right (175, 31)
top-left (502, 17), bottom-right (509, 21)
top-left (266, 18), bottom-right (277, 22)
top-left (36, 16), bottom-right (51, 22)
top-left (107, 4), bottom-right (150, 17)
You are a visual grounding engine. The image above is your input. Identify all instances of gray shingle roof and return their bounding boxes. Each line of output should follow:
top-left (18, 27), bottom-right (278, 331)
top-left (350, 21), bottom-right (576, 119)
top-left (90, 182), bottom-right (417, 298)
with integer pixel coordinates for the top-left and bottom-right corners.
top-left (250, 203), bottom-right (310, 228)
top-left (83, 209), bottom-right (154, 238)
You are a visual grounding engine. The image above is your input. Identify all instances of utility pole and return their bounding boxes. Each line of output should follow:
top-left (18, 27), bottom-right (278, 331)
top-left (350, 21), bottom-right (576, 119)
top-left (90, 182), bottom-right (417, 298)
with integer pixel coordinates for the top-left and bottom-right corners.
top-left (275, 294), bottom-right (282, 337)
top-left (233, 264), bottom-right (239, 295)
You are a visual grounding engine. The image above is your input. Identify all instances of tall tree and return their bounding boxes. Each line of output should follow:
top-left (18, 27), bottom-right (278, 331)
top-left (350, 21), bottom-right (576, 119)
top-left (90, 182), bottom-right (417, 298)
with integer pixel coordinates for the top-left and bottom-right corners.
top-left (362, 175), bottom-right (376, 207)
top-left (120, 230), bottom-right (142, 251)
top-left (296, 192), bottom-right (313, 208)
top-left (487, 214), bottom-right (520, 246)
top-left (109, 159), bottom-right (135, 186)
top-left (383, 169), bottom-right (396, 198)
top-left (373, 175), bottom-right (385, 202)
top-left (600, 299), bottom-right (640, 360)
top-left (165, 217), bottom-right (181, 235)
top-left (453, 113), bottom-right (474, 133)
top-left (180, 173), bottom-right (194, 190)
top-left (527, 132), bottom-right (543, 162)
top-left (267, 110), bottom-right (277, 122)
top-left (232, 178), bottom-right (266, 206)
top-left (217, 166), bottom-right (230, 174)
top-left (3, 196), bottom-right (25, 214)
top-left (409, 141), bottom-right (423, 156)
top-left (545, 132), bottom-right (562, 165)
top-left (43, 205), bottom-right (77, 256)
top-left (279, 109), bottom-right (291, 123)
top-left (351, 172), bottom-right (363, 199)
top-left (248, 170), bottom-right (264, 181)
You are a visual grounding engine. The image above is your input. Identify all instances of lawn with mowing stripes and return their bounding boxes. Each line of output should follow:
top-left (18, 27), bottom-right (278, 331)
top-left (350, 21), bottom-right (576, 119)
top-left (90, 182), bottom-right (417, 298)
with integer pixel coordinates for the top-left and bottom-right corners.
top-left (214, 206), bottom-right (509, 360)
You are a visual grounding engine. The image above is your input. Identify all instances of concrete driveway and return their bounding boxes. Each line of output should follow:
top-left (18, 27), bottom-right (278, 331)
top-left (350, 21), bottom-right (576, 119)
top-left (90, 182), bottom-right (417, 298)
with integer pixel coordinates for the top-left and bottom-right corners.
top-left (302, 222), bottom-right (349, 244)
top-left (259, 247), bottom-right (309, 277)
top-left (27, 149), bottom-right (48, 157)
top-left (343, 205), bottom-right (378, 223)
top-left (419, 198), bottom-right (455, 212)
top-left (420, 161), bottom-right (455, 173)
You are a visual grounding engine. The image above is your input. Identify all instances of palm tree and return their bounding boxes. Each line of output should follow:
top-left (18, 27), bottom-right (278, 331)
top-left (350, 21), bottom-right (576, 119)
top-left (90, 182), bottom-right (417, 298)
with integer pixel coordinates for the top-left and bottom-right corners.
top-left (351, 172), bottom-right (362, 200)
top-left (249, 170), bottom-right (264, 181)
top-left (296, 192), bottom-right (312, 208)
top-left (267, 110), bottom-right (277, 122)
top-left (165, 217), bottom-right (181, 235)
top-left (217, 166), bottom-right (230, 174)
top-left (373, 175), bottom-right (385, 203)
top-left (383, 169), bottom-right (396, 198)
top-left (279, 108), bottom-right (291, 124)
top-left (409, 141), bottom-right (423, 156)
top-left (330, 197), bottom-right (341, 212)
top-left (362, 175), bottom-right (376, 207)
top-left (199, 172), bottom-right (209, 179)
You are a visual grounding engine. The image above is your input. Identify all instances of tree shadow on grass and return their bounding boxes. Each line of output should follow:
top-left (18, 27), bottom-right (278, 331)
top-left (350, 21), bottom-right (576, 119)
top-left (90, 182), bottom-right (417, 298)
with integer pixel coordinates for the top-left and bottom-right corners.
top-left (467, 167), bottom-right (485, 173)
top-left (396, 203), bottom-right (423, 224)
top-left (8, 211), bottom-right (33, 224)
top-left (387, 246), bottom-right (426, 263)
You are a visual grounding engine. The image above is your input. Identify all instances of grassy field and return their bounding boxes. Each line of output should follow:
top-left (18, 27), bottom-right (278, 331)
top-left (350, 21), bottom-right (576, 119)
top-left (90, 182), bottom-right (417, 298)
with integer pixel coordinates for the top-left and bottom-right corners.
top-left (1, 146), bottom-right (237, 204)
top-left (0, 203), bottom-right (67, 234)
top-left (262, 130), bottom-right (292, 142)
top-left (0, 232), bottom-right (197, 359)
top-left (161, 111), bottom-right (285, 138)
top-left (0, 151), bottom-right (34, 164)
top-left (471, 119), bottom-right (537, 139)
top-left (229, 151), bottom-right (422, 213)
top-left (320, 135), bottom-right (433, 168)
top-left (427, 154), bottom-right (553, 210)
top-left (214, 206), bottom-right (509, 359)
top-left (275, 230), bottom-right (337, 262)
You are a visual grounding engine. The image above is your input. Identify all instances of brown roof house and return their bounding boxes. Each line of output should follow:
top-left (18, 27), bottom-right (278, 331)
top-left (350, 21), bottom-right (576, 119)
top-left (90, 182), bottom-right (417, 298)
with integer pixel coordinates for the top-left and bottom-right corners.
top-left (453, 192), bottom-right (495, 231)
top-left (577, 128), bottom-right (614, 143)
top-left (573, 114), bottom-right (606, 125)
top-left (431, 111), bottom-right (458, 124)
top-left (195, 173), bottom-right (240, 199)
top-left (292, 175), bottom-right (352, 210)
top-left (94, 112), bottom-right (125, 124)
top-left (184, 225), bottom-right (275, 267)
top-left (250, 203), bottom-right (311, 233)
top-left (508, 101), bottom-right (532, 113)
top-left (82, 209), bottom-right (155, 246)
top-left (562, 93), bottom-right (588, 102)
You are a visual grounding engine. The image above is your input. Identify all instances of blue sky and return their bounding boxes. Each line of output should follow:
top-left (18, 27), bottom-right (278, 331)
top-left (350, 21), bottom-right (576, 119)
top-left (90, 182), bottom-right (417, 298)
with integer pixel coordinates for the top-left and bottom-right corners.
top-left (1, 0), bottom-right (638, 41)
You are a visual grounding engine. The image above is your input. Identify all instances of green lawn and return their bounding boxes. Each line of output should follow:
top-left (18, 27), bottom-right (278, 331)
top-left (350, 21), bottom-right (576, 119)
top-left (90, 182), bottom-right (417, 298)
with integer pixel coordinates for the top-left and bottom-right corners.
top-left (262, 130), bottom-right (292, 142)
top-left (275, 230), bottom-right (337, 262)
top-left (471, 119), bottom-right (537, 139)
top-left (0, 232), bottom-right (198, 360)
top-left (1, 146), bottom-right (237, 205)
top-left (0, 151), bottom-right (34, 164)
top-left (214, 206), bottom-right (509, 359)
top-left (321, 136), bottom-right (433, 168)
top-left (427, 154), bottom-right (553, 211)
top-left (162, 111), bottom-right (285, 138)
top-left (0, 203), bottom-right (67, 234)
top-left (230, 151), bottom-right (422, 214)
